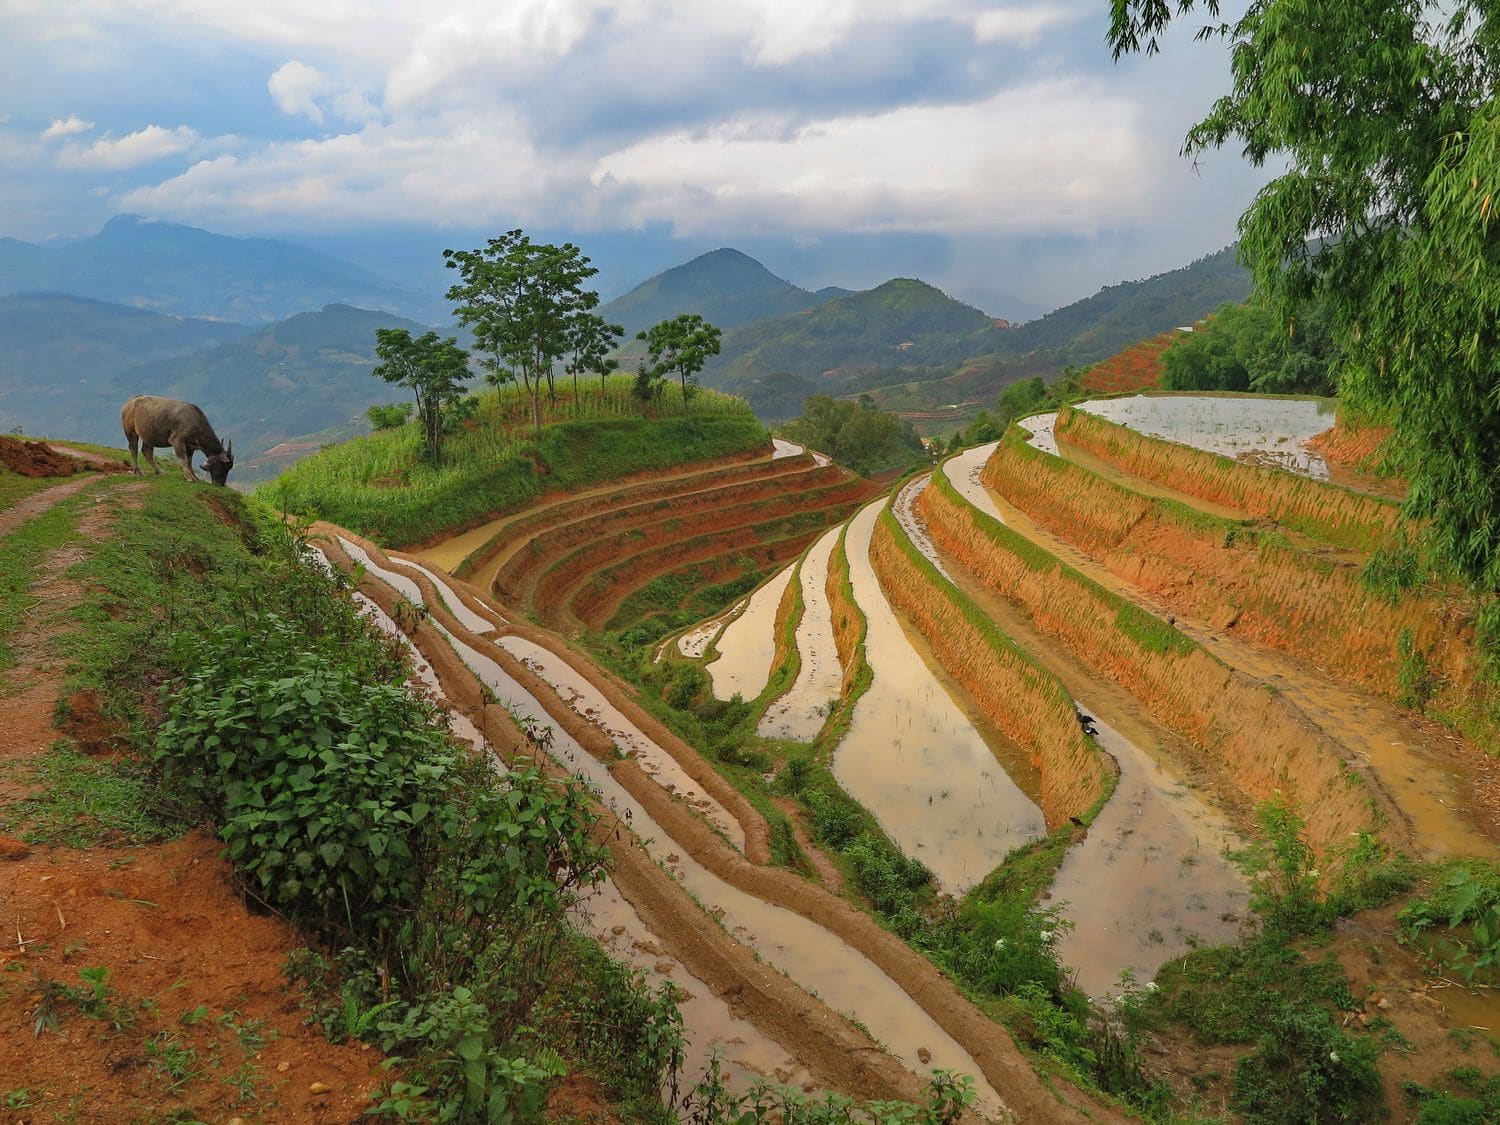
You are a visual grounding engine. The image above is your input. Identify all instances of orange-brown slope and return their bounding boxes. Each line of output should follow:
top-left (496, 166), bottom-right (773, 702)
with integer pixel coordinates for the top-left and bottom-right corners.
top-left (1079, 329), bottom-right (1182, 395)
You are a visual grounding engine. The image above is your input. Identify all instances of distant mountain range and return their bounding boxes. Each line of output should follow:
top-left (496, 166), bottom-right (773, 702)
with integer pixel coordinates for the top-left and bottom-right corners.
top-left (601, 247), bottom-right (849, 337)
top-left (2, 295), bottom-right (434, 472)
top-left (1, 216), bottom-right (1254, 464)
top-left (0, 216), bottom-right (441, 324)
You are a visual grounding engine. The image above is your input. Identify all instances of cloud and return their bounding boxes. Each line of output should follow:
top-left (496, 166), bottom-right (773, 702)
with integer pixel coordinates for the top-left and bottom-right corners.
top-left (42, 115), bottom-right (94, 139)
top-left (58, 124), bottom-right (201, 169)
top-left (595, 80), bottom-right (1153, 236)
top-left (972, 4), bottom-right (1084, 46)
top-left (268, 61), bottom-right (333, 123)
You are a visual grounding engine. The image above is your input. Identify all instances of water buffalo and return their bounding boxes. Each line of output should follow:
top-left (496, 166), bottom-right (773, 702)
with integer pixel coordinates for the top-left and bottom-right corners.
top-left (121, 395), bottom-right (234, 485)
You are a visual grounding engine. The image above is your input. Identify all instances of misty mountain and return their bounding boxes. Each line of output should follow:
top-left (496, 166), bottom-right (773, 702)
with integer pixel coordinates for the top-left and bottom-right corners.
top-left (0, 292), bottom-right (253, 439)
top-left (0, 216), bottom-right (442, 324)
top-left (601, 248), bottom-right (833, 337)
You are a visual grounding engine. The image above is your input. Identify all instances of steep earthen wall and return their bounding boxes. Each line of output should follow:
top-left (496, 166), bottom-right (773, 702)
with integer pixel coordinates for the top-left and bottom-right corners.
top-left (868, 506), bottom-right (1107, 828)
top-left (981, 432), bottom-right (1481, 725)
top-left (1054, 406), bottom-right (1402, 553)
top-left (919, 470), bottom-right (1402, 858)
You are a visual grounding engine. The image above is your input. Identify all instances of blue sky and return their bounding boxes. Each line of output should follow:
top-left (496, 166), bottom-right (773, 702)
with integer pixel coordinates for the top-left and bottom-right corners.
top-left (0, 1), bottom-right (1266, 316)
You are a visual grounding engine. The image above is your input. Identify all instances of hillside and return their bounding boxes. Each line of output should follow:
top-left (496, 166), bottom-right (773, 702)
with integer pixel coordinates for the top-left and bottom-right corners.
top-left (706, 278), bottom-right (1006, 386)
top-left (0, 293), bottom-right (252, 439)
top-left (0, 215), bottom-right (437, 323)
top-left (601, 247), bottom-right (830, 336)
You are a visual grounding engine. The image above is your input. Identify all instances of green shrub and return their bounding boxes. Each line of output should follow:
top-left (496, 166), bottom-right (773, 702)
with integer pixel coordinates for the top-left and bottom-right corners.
top-left (1230, 1005), bottom-right (1382, 1123)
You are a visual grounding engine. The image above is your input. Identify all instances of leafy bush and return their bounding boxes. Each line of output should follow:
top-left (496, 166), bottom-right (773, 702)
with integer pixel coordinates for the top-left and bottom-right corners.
top-left (1230, 1005), bottom-right (1382, 1123)
top-left (368, 402), bottom-right (415, 431)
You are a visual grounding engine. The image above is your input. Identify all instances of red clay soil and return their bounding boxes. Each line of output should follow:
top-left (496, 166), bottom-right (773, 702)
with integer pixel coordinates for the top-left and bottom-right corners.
top-left (0, 436), bottom-right (125, 478)
top-left (0, 483), bottom-right (383, 1121)
top-left (1079, 330), bottom-right (1182, 395)
top-left (322, 529), bottom-right (1128, 1124)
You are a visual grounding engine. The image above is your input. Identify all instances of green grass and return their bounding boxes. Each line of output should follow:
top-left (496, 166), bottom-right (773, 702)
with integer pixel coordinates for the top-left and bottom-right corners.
top-left (262, 378), bottom-right (767, 546)
top-left (0, 470), bottom-right (60, 509)
top-left (0, 482), bottom-right (109, 674)
top-left (0, 741), bottom-right (180, 847)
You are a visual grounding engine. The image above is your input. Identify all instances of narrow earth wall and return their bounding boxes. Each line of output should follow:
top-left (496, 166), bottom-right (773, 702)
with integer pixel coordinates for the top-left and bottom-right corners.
top-left (868, 505), bottom-right (1107, 827)
top-left (1054, 406), bottom-right (1402, 553)
top-left (919, 470), bottom-right (1402, 858)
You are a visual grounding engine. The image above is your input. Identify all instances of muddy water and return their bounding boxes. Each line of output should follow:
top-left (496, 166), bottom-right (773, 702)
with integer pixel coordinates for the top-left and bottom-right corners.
top-left (973, 492), bottom-right (1500, 863)
top-left (774, 438), bottom-right (830, 467)
top-left (838, 501), bottom-right (1045, 891)
top-left (393, 557), bottom-right (501, 633)
top-left (892, 476), bottom-right (952, 579)
top-left (495, 633), bottom-right (747, 851)
top-left (1078, 394), bottom-right (1337, 478)
top-left (425, 617), bottom-right (1006, 1117)
top-left (1017, 415), bottom-right (1061, 457)
top-left (942, 442), bottom-right (1005, 520)
top-left (574, 878), bottom-right (815, 1094)
top-left (1050, 713), bottom-right (1248, 996)
top-left (339, 537), bottom-right (424, 604)
top-left (758, 530), bottom-right (842, 742)
top-left (707, 568), bottom-right (794, 702)
top-left (677, 598), bottom-right (746, 660)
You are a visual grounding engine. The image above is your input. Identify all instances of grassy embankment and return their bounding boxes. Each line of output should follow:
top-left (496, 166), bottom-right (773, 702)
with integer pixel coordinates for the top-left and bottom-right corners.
top-left (1051, 408), bottom-right (1498, 744)
top-left (990, 427), bottom-right (1495, 741)
top-left (1, 475), bottom-right (681, 1120)
top-left (926, 455), bottom-right (1392, 859)
top-left (264, 377), bottom-right (768, 547)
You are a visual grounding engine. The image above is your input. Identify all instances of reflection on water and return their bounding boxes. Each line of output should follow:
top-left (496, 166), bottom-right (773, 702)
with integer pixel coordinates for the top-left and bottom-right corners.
top-left (1050, 714), bottom-right (1248, 997)
top-left (707, 568), bottom-right (794, 702)
top-left (678, 598), bottom-right (745, 659)
top-left (394, 557), bottom-right (501, 634)
top-left (759, 530), bottom-right (843, 742)
top-left (496, 632), bottom-right (747, 851)
top-left (942, 441), bottom-right (1005, 520)
top-left (1078, 394), bottom-right (1337, 478)
top-left (892, 476), bottom-right (952, 579)
top-left (837, 501), bottom-right (1045, 892)
top-left (427, 617), bottom-right (1005, 1116)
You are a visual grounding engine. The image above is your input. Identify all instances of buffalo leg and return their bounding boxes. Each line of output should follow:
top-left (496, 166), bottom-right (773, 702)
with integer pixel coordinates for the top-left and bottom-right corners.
top-left (125, 432), bottom-right (141, 476)
top-left (172, 440), bottom-right (198, 482)
top-left (142, 446), bottom-right (162, 475)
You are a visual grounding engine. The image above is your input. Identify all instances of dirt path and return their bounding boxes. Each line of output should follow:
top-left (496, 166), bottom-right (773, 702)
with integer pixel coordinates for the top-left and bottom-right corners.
top-left (0, 481), bottom-right (383, 1121)
top-left (0, 474), bottom-right (102, 537)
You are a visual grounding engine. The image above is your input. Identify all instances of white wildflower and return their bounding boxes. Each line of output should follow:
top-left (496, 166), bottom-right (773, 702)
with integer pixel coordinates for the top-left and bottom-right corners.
top-left (1329, 1051), bottom-right (1341, 1064)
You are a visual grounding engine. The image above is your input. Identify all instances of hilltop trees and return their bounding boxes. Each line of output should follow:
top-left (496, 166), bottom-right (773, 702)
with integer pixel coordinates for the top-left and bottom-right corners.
top-left (780, 394), bottom-right (926, 476)
top-left (1108, 0), bottom-right (1500, 603)
top-left (566, 310), bottom-right (624, 400)
top-left (371, 328), bottom-right (470, 465)
top-left (1161, 300), bottom-right (1335, 396)
top-left (637, 314), bottom-right (722, 401)
top-left (444, 231), bottom-right (599, 436)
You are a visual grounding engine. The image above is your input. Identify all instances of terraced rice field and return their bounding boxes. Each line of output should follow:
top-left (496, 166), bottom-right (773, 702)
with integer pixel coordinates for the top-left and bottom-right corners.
top-left (327, 394), bottom-right (1499, 1119)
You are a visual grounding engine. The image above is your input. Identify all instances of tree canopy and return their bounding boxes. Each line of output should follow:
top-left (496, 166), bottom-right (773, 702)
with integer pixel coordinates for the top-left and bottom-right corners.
top-left (1109, 0), bottom-right (1500, 607)
top-left (1161, 300), bottom-right (1336, 395)
top-left (444, 231), bottom-right (599, 434)
top-left (780, 395), bottom-right (926, 477)
top-left (371, 328), bottom-right (471, 465)
top-left (637, 314), bottom-right (722, 401)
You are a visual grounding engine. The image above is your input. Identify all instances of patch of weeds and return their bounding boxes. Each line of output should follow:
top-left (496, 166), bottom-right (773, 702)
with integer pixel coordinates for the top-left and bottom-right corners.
top-left (1399, 860), bottom-right (1500, 986)
top-left (0, 741), bottom-right (185, 846)
top-left (3, 1089), bottom-right (32, 1110)
top-left (144, 1030), bottom-right (202, 1093)
top-left (1401, 1066), bottom-right (1500, 1123)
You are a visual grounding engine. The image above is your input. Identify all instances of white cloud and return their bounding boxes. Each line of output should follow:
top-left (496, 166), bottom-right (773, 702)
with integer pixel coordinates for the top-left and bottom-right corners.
top-left (595, 81), bottom-right (1153, 235)
top-left (42, 115), bottom-right (94, 139)
top-left (972, 4), bottom-right (1084, 46)
top-left (59, 124), bottom-right (200, 169)
top-left (268, 61), bottom-right (333, 123)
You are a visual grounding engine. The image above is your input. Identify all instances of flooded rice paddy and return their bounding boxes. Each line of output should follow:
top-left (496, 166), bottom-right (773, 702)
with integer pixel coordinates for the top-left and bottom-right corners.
top-left (891, 476), bottom-right (952, 579)
top-left (942, 441), bottom-right (1005, 519)
top-left (495, 632), bottom-right (747, 851)
top-left (706, 567), bottom-right (794, 702)
top-left (1049, 712), bottom-right (1248, 997)
top-left (427, 616), bottom-right (1006, 1116)
top-left (677, 598), bottom-right (745, 659)
top-left (757, 529), bottom-right (842, 742)
top-left (837, 501), bottom-right (1045, 891)
top-left (1078, 394), bottom-right (1338, 477)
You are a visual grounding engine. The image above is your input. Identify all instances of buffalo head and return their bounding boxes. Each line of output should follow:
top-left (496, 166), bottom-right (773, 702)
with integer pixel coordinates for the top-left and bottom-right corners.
top-left (203, 440), bottom-right (234, 486)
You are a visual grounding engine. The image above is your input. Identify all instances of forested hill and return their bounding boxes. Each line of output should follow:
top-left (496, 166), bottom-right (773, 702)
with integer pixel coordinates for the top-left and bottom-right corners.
top-left (601, 248), bottom-right (830, 336)
top-left (987, 244), bottom-right (1250, 367)
top-left (0, 215), bottom-right (437, 324)
top-left (0, 292), bottom-right (252, 438)
top-left (705, 278), bottom-right (1006, 384)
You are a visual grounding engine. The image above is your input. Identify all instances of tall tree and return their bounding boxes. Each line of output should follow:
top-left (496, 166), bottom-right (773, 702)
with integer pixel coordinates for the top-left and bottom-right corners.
top-left (565, 310), bottom-right (624, 400)
top-left (637, 314), bottom-right (722, 402)
top-left (444, 231), bottom-right (599, 436)
top-left (371, 328), bottom-right (471, 466)
top-left (1108, 0), bottom-right (1500, 609)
